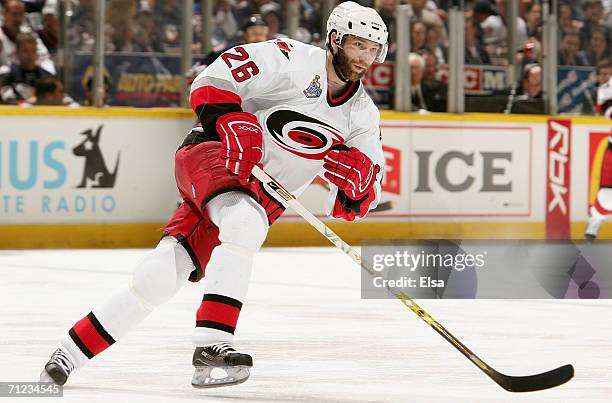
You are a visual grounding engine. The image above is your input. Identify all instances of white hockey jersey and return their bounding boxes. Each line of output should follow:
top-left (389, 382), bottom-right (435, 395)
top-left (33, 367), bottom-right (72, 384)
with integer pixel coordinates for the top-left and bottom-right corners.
top-left (597, 76), bottom-right (612, 143)
top-left (190, 38), bottom-right (384, 216)
top-left (598, 76), bottom-right (612, 119)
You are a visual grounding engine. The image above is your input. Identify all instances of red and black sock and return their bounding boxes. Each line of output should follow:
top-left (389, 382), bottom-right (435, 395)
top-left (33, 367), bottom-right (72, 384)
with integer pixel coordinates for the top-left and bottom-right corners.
top-left (68, 312), bottom-right (116, 359)
top-left (195, 294), bottom-right (243, 335)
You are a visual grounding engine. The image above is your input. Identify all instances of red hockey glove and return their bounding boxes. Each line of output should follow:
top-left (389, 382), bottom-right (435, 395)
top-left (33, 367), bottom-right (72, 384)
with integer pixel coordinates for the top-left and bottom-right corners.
top-left (216, 111), bottom-right (263, 185)
top-left (323, 145), bottom-right (380, 221)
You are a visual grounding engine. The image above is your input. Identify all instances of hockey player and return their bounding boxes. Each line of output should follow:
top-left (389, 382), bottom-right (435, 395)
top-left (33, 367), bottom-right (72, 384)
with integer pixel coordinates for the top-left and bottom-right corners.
top-left (41, 1), bottom-right (387, 388)
top-left (585, 71), bottom-right (612, 241)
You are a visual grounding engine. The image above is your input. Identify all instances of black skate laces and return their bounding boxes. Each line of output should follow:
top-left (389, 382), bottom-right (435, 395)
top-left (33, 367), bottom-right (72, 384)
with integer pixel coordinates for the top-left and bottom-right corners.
top-left (51, 348), bottom-right (75, 374)
top-left (208, 343), bottom-right (236, 355)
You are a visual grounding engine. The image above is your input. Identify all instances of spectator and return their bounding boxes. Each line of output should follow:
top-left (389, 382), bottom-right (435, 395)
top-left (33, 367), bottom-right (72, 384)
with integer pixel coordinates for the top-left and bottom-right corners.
top-left (375, 0), bottom-right (397, 43)
top-left (18, 0), bottom-right (46, 13)
top-left (242, 13), bottom-right (269, 43)
top-left (154, 0), bottom-right (182, 51)
top-left (505, 62), bottom-right (545, 114)
top-left (408, 52), bottom-right (426, 111)
top-left (208, 0), bottom-right (239, 52)
top-left (409, 0), bottom-right (444, 30)
top-left (495, 0), bottom-right (528, 42)
top-left (199, 14), bottom-right (269, 69)
top-left (419, 49), bottom-right (447, 112)
top-left (518, 38), bottom-right (542, 66)
top-left (472, 0), bottom-right (496, 53)
top-left (34, 2), bottom-right (59, 56)
top-left (517, 63), bottom-right (542, 99)
top-left (68, 0), bottom-right (95, 51)
top-left (233, 0), bottom-right (274, 29)
top-left (586, 26), bottom-right (611, 66)
top-left (34, 75), bottom-right (67, 105)
top-left (559, 4), bottom-right (581, 35)
top-left (260, 2), bottom-right (282, 39)
top-left (524, 1), bottom-right (542, 40)
top-left (420, 49), bottom-right (437, 82)
top-left (299, 0), bottom-right (321, 40)
top-left (605, 0), bottom-right (612, 28)
top-left (429, 0), bottom-right (449, 25)
top-left (81, 69), bottom-right (113, 106)
top-left (0, 32), bottom-right (55, 104)
top-left (518, 0), bottom-right (533, 20)
top-left (106, 0), bottom-right (136, 52)
top-left (425, 18), bottom-right (447, 64)
top-left (0, 0), bottom-right (55, 74)
top-left (464, 10), bottom-right (490, 65)
top-left (580, 0), bottom-right (610, 49)
top-left (132, 8), bottom-right (165, 53)
top-left (410, 19), bottom-right (427, 53)
top-left (558, 29), bottom-right (589, 66)
top-left (476, 0), bottom-right (527, 64)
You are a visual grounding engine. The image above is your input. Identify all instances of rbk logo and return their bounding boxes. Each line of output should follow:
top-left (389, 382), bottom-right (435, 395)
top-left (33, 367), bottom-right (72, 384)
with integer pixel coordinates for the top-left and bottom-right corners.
top-left (73, 125), bottom-right (120, 188)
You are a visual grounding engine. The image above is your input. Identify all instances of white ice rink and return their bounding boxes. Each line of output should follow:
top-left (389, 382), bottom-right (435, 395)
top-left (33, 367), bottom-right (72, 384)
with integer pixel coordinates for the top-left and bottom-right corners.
top-left (1, 247), bottom-right (611, 403)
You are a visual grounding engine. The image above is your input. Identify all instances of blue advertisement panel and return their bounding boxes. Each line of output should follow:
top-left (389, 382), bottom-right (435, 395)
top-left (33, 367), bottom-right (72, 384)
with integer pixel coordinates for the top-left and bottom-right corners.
top-left (70, 52), bottom-right (194, 107)
top-left (557, 66), bottom-right (598, 115)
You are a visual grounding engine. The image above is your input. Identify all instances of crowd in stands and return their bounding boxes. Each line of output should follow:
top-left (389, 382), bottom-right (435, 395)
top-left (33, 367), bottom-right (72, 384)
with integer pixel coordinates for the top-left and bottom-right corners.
top-left (0, 0), bottom-right (610, 112)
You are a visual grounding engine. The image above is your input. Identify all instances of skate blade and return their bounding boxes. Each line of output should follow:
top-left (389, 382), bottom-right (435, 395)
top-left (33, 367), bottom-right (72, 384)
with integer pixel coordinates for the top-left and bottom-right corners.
top-left (39, 369), bottom-right (54, 383)
top-left (39, 369), bottom-right (64, 386)
top-left (191, 366), bottom-right (250, 388)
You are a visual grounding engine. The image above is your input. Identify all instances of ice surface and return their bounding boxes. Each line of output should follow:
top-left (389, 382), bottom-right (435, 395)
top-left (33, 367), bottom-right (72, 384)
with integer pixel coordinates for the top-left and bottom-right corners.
top-left (0, 247), bottom-right (610, 403)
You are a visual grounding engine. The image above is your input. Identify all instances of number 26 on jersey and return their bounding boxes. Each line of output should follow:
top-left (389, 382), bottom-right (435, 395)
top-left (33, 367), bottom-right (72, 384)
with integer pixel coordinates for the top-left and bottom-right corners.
top-left (221, 47), bottom-right (260, 83)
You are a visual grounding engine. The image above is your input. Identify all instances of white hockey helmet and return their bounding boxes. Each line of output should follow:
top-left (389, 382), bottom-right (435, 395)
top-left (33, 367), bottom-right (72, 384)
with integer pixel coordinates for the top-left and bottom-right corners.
top-left (326, 1), bottom-right (389, 63)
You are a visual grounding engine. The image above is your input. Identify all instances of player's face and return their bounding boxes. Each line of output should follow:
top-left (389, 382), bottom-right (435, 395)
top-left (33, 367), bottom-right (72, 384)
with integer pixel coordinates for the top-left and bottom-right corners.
top-left (337, 35), bottom-right (380, 81)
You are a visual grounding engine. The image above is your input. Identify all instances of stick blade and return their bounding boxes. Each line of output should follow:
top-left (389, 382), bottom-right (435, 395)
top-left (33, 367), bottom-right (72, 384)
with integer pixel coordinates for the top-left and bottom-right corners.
top-left (496, 364), bottom-right (574, 392)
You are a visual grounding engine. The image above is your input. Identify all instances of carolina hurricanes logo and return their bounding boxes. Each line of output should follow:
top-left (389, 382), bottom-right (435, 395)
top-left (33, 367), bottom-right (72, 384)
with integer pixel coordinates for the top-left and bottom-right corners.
top-left (275, 40), bottom-right (292, 60)
top-left (266, 110), bottom-right (345, 159)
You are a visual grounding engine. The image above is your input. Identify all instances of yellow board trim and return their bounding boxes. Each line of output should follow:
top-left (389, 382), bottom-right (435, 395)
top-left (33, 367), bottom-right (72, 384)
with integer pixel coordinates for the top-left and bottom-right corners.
top-left (0, 106), bottom-right (194, 118)
top-left (380, 110), bottom-right (610, 125)
top-left (0, 222), bottom-right (609, 249)
top-left (0, 106), bottom-right (608, 124)
top-left (0, 223), bottom-right (166, 249)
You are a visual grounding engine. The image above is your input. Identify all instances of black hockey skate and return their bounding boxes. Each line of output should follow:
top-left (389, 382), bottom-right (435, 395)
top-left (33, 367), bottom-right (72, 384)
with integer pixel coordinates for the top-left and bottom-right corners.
top-left (191, 342), bottom-right (252, 388)
top-left (40, 348), bottom-right (75, 386)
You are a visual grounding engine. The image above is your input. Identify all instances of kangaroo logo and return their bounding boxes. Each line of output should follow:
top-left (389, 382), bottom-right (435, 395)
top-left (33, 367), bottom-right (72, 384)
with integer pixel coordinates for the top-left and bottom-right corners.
top-left (73, 125), bottom-right (120, 188)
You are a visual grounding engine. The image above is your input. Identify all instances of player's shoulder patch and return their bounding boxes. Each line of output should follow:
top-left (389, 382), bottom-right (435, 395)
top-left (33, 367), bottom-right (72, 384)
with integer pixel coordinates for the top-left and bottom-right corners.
top-left (273, 39), bottom-right (293, 60)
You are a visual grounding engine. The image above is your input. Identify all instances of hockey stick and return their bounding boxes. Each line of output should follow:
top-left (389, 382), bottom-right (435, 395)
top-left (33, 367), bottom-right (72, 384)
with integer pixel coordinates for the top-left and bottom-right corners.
top-left (251, 165), bottom-right (574, 392)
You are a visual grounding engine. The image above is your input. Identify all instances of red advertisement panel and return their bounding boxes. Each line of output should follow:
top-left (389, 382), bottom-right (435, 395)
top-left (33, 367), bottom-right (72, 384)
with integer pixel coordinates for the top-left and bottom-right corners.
top-left (546, 119), bottom-right (572, 239)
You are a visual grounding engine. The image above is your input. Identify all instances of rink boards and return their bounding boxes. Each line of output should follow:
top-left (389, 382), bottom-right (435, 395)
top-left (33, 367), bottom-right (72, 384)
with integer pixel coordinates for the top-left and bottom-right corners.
top-left (0, 106), bottom-right (609, 247)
